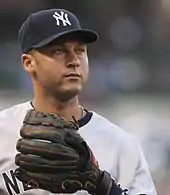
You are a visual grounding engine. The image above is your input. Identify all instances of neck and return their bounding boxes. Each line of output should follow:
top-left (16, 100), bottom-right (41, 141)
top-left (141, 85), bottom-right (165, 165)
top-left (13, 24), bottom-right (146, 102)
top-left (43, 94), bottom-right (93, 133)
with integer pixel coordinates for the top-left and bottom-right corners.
top-left (33, 91), bottom-right (83, 122)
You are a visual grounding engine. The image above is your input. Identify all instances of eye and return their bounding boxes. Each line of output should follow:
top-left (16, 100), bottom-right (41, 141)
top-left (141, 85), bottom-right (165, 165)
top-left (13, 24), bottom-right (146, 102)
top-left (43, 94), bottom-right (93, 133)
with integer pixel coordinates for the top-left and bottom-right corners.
top-left (76, 48), bottom-right (85, 55)
top-left (52, 47), bottom-right (66, 55)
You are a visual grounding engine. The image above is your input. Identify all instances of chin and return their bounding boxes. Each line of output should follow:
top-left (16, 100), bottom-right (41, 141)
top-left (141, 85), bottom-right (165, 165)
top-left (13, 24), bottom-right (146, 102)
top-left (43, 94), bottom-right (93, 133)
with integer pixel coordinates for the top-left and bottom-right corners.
top-left (56, 88), bottom-right (82, 102)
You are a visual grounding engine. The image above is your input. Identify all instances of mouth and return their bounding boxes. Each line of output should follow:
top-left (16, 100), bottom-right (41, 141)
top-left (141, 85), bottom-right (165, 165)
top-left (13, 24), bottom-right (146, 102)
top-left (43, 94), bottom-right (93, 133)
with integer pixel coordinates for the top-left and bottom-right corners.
top-left (64, 73), bottom-right (81, 78)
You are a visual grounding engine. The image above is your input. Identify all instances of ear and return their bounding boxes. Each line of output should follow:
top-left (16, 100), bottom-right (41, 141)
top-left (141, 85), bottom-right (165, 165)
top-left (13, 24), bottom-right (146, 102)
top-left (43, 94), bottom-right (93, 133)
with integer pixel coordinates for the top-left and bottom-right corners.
top-left (21, 53), bottom-right (36, 74)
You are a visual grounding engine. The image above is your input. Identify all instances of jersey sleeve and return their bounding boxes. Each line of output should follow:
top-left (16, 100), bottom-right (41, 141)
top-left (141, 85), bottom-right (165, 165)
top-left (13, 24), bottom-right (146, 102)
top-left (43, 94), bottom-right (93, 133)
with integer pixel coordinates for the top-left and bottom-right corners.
top-left (116, 135), bottom-right (157, 195)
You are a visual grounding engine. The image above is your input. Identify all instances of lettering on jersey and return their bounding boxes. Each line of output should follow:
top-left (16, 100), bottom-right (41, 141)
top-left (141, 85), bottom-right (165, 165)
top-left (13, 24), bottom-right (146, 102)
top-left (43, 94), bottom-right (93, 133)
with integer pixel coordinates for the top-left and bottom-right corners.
top-left (1, 169), bottom-right (34, 195)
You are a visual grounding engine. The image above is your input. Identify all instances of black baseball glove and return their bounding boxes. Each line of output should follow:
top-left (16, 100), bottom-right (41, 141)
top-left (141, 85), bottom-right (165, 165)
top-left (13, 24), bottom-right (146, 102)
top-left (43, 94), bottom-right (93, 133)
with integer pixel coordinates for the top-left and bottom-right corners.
top-left (15, 109), bottom-right (126, 195)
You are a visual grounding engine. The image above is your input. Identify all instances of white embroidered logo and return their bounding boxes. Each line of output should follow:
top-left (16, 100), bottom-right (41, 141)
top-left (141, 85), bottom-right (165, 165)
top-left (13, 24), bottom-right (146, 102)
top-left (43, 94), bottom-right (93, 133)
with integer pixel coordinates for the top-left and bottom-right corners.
top-left (53, 11), bottom-right (71, 26)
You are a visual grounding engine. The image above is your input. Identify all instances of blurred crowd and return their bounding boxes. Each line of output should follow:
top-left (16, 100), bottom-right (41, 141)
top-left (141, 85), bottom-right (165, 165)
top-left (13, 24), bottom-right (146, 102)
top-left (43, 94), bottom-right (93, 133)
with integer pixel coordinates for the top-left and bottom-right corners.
top-left (0, 1), bottom-right (170, 194)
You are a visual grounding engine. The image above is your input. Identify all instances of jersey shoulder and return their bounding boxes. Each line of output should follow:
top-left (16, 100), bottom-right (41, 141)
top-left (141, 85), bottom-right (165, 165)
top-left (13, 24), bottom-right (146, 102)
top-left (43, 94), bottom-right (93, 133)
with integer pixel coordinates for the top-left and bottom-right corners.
top-left (89, 111), bottom-right (143, 161)
top-left (0, 101), bottom-right (31, 135)
top-left (89, 111), bottom-right (139, 145)
top-left (0, 101), bottom-right (32, 153)
top-left (90, 111), bottom-right (128, 135)
top-left (0, 101), bottom-right (31, 119)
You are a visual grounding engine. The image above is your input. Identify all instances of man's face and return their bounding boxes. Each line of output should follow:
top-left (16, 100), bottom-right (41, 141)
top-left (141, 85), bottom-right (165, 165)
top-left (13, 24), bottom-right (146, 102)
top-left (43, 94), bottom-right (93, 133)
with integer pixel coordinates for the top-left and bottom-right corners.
top-left (24, 38), bottom-right (89, 101)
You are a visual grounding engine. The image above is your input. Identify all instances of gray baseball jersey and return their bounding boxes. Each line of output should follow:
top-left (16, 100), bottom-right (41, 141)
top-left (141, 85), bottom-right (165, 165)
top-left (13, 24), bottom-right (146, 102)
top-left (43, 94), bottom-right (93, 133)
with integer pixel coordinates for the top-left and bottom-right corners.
top-left (0, 101), bottom-right (157, 195)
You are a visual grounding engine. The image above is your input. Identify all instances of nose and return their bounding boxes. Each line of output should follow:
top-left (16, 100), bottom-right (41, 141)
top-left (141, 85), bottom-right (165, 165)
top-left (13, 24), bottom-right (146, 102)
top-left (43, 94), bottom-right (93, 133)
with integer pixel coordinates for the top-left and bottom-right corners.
top-left (66, 51), bottom-right (80, 68)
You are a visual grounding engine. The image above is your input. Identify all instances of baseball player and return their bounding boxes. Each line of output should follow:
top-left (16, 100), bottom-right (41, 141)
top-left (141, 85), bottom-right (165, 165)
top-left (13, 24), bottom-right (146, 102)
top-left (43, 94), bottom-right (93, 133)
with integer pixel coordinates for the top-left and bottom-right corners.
top-left (0, 8), bottom-right (157, 195)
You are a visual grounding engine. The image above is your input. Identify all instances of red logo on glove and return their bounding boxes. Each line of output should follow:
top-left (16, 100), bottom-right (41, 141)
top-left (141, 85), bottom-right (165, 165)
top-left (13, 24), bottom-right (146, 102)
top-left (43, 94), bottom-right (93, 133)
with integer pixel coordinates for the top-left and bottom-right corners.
top-left (90, 151), bottom-right (99, 168)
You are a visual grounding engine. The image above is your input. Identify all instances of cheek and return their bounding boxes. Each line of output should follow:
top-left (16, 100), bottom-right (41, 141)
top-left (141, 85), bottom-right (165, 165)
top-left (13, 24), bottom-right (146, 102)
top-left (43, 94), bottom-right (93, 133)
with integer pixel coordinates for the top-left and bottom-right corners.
top-left (81, 58), bottom-right (89, 80)
top-left (37, 57), bottom-right (61, 76)
top-left (84, 65), bottom-right (89, 79)
top-left (35, 63), bottom-right (60, 84)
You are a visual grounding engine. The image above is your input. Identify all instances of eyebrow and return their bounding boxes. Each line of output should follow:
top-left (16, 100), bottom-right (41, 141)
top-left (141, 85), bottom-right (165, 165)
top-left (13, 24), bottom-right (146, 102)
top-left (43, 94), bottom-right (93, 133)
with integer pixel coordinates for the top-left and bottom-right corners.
top-left (48, 42), bottom-right (86, 48)
top-left (49, 37), bottom-right (86, 45)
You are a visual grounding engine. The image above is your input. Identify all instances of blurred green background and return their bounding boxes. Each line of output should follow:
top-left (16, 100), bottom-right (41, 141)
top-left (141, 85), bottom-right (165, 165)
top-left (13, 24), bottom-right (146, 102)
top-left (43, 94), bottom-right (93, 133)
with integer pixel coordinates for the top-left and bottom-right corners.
top-left (0, 1), bottom-right (170, 194)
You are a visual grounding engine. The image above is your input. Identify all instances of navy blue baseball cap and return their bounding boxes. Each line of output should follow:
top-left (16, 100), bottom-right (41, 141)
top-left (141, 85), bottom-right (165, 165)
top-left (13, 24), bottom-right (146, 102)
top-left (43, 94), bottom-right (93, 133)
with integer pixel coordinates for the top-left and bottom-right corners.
top-left (18, 8), bottom-right (99, 53)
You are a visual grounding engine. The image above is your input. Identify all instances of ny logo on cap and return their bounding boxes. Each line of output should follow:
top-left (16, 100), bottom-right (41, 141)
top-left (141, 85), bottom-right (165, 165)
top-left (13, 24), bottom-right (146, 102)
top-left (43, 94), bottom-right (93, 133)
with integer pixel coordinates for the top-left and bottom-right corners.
top-left (53, 11), bottom-right (71, 26)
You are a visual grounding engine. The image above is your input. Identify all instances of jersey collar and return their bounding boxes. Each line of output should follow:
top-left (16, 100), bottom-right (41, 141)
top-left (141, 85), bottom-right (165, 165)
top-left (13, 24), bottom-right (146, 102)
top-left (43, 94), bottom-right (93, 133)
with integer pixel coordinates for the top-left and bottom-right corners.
top-left (30, 101), bottom-right (93, 128)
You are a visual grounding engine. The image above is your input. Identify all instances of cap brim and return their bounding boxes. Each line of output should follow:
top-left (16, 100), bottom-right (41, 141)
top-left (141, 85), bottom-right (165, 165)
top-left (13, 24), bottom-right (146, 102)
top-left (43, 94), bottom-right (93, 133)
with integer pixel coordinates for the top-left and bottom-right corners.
top-left (33, 29), bottom-right (99, 49)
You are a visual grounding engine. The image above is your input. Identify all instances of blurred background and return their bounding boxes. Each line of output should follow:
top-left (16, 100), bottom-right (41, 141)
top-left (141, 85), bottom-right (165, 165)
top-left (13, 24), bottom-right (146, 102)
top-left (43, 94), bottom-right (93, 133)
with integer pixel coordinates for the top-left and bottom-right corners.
top-left (0, 0), bottom-right (170, 194)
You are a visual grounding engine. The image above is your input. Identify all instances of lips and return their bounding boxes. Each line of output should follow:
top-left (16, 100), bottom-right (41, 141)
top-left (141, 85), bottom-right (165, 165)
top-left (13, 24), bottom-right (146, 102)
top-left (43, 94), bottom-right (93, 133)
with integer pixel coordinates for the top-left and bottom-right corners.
top-left (64, 73), bottom-right (80, 78)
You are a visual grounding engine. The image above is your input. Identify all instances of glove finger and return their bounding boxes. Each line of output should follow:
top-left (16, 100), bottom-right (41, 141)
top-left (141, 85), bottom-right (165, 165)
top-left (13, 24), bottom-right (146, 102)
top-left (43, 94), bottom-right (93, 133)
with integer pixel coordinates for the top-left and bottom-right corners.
top-left (15, 168), bottom-right (80, 193)
top-left (65, 136), bottom-right (86, 156)
top-left (14, 168), bottom-right (40, 188)
top-left (24, 109), bottom-right (78, 130)
top-left (20, 126), bottom-right (66, 143)
top-left (65, 130), bottom-right (88, 157)
top-left (16, 138), bottom-right (78, 160)
top-left (65, 136), bottom-right (90, 170)
top-left (15, 153), bottom-right (78, 173)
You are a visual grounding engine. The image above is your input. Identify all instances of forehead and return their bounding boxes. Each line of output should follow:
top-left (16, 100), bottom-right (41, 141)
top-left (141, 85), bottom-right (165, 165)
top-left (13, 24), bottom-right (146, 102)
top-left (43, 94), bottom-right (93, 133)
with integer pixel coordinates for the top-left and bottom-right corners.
top-left (45, 36), bottom-right (87, 48)
top-left (32, 36), bottom-right (87, 55)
